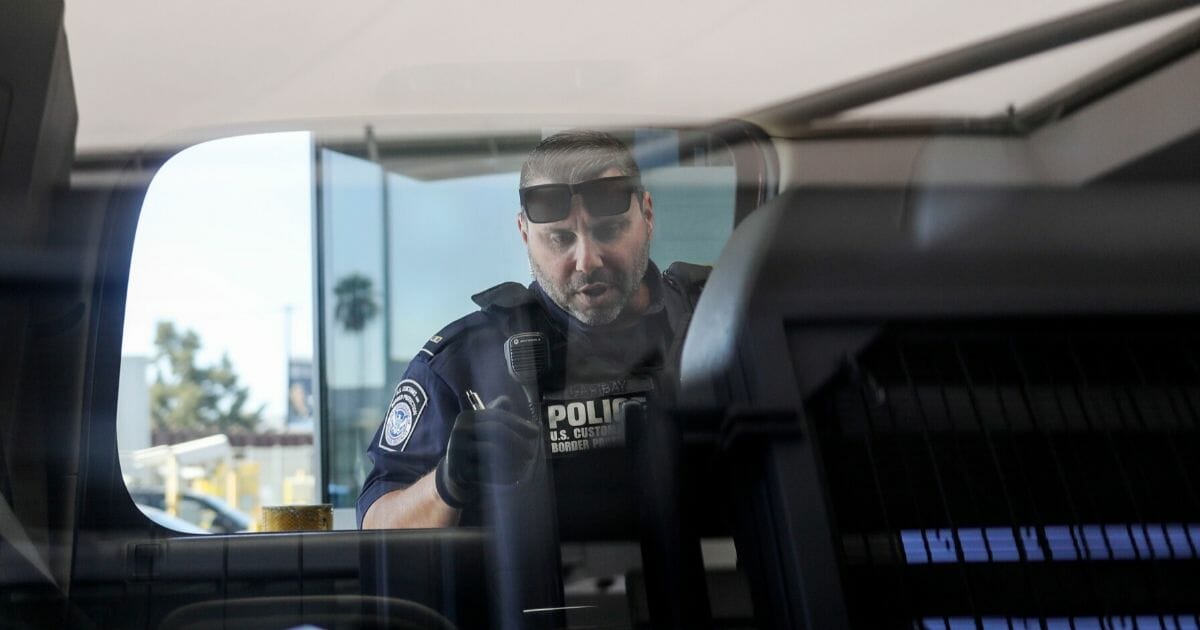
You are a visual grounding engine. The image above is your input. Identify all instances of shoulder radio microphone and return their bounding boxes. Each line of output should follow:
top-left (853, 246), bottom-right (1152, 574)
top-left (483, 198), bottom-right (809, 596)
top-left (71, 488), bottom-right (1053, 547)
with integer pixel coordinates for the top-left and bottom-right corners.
top-left (496, 331), bottom-right (564, 629)
top-left (504, 332), bottom-right (549, 417)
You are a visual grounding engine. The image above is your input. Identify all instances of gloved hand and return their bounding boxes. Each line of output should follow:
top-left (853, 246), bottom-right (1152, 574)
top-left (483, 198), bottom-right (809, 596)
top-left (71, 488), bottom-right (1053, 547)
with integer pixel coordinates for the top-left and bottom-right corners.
top-left (435, 406), bottom-right (540, 508)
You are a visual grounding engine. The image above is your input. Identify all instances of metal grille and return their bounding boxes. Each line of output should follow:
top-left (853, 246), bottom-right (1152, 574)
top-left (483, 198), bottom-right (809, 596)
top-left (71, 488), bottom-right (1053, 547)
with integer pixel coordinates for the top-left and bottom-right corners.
top-left (806, 319), bottom-right (1200, 626)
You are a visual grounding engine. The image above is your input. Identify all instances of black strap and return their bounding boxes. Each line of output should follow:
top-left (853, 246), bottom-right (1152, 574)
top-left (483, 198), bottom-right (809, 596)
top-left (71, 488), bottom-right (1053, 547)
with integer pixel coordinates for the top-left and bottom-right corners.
top-left (470, 282), bottom-right (537, 311)
top-left (472, 282), bottom-right (556, 340)
top-left (470, 263), bottom-right (710, 378)
top-left (663, 262), bottom-right (711, 308)
top-left (662, 262), bottom-right (711, 377)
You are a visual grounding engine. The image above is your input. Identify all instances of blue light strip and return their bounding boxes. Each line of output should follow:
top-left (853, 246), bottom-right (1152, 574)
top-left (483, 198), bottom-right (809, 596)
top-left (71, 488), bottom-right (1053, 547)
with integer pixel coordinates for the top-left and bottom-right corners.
top-left (922, 616), bottom-right (1200, 629)
top-left (900, 524), bottom-right (1200, 563)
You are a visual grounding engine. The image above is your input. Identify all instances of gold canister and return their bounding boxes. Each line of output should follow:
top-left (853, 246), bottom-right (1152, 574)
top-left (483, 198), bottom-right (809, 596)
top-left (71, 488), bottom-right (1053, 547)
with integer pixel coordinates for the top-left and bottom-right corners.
top-left (258, 504), bottom-right (333, 532)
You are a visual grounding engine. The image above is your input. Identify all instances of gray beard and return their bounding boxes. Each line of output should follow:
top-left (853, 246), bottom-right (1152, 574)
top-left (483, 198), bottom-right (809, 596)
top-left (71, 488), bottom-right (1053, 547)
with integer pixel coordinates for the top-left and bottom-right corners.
top-left (530, 235), bottom-right (651, 326)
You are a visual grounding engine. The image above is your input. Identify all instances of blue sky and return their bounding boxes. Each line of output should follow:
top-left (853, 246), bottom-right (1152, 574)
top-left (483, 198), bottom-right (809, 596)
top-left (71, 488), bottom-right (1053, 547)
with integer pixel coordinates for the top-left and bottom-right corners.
top-left (123, 132), bottom-right (314, 426)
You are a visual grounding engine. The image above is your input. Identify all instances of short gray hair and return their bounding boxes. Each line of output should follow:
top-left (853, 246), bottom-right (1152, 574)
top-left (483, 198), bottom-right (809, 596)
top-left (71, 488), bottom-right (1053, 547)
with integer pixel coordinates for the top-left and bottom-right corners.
top-left (519, 130), bottom-right (641, 188)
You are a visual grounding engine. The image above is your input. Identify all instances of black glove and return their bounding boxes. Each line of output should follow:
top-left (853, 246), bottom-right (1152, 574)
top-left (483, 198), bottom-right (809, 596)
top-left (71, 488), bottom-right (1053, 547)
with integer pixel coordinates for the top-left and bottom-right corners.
top-left (435, 406), bottom-right (540, 508)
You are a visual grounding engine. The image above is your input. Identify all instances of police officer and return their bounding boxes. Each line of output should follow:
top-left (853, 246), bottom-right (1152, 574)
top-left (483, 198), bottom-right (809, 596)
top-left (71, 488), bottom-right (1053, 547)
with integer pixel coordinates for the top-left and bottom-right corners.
top-left (357, 130), bottom-right (707, 530)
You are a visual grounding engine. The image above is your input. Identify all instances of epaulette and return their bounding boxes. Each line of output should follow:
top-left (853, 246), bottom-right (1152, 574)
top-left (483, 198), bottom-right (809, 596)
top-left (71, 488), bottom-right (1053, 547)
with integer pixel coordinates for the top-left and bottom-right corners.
top-left (471, 281), bottom-right (557, 339)
top-left (663, 261), bottom-right (712, 307)
top-left (471, 282), bottom-right (538, 310)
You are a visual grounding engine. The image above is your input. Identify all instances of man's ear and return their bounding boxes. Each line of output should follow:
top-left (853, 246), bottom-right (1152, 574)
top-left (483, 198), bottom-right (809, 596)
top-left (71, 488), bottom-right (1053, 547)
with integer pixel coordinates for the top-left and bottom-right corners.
top-left (642, 192), bottom-right (654, 237)
top-left (517, 211), bottom-right (529, 244)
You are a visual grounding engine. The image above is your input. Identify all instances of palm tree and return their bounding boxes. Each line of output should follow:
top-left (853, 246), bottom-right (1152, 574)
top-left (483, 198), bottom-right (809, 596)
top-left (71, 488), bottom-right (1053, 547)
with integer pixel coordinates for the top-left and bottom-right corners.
top-left (333, 273), bottom-right (379, 334)
top-left (332, 273), bottom-right (381, 488)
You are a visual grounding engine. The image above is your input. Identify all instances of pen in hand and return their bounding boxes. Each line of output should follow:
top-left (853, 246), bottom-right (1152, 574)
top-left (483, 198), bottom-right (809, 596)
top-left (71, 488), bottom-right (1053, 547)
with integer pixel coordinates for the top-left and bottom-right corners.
top-left (466, 389), bottom-right (536, 430)
top-left (465, 389), bottom-right (485, 411)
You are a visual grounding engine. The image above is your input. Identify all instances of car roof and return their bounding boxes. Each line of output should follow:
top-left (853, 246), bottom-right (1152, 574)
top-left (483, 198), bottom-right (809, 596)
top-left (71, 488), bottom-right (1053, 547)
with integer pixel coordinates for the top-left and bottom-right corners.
top-left (63, 2), bottom-right (1200, 153)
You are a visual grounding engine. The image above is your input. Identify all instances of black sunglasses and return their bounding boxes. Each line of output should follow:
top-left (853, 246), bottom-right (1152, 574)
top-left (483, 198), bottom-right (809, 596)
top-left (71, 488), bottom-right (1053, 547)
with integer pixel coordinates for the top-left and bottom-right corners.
top-left (519, 175), bottom-right (642, 223)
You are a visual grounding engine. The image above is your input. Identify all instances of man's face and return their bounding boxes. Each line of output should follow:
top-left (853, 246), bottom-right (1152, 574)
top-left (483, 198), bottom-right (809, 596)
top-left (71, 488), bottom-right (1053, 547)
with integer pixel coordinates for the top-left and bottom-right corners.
top-left (518, 167), bottom-right (655, 326)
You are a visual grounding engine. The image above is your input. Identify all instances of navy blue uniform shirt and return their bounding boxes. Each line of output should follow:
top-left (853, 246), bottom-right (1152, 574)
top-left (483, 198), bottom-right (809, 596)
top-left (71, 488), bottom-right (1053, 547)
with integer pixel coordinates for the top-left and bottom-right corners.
top-left (357, 260), bottom-right (699, 529)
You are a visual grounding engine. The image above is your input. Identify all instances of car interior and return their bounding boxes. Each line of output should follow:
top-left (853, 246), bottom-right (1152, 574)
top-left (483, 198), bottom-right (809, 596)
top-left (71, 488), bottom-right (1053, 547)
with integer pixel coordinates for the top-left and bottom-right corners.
top-left (2, 0), bottom-right (1199, 628)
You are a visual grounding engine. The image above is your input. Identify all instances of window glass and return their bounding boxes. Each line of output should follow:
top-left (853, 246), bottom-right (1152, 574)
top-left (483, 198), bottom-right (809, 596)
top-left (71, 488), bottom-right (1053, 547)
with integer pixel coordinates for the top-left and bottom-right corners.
top-left (644, 165), bottom-right (735, 265)
top-left (120, 128), bottom-right (738, 560)
top-left (385, 171), bottom-right (528, 362)
top-left (175, 496), bottom-right (215, 530)
top-left (320, 148), bottom-right (388, 509)
top-left (116, 125), bottom-right (744, 626)
top-left (119, 131), bottom-right (315, 533)
top-left (320, 131), bottom-right (737, 519)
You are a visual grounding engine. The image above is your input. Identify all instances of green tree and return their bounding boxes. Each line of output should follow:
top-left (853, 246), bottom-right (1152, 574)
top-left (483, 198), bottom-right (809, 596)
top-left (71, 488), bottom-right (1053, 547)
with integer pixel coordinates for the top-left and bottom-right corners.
top-left (150, 321), bottom-right (264, 434)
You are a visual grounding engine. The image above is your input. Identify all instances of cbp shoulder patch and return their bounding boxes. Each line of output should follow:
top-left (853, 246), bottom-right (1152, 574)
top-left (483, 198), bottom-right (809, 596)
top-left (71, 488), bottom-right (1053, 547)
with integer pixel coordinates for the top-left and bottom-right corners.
top-left (379, 379), bottom-right (428, 451)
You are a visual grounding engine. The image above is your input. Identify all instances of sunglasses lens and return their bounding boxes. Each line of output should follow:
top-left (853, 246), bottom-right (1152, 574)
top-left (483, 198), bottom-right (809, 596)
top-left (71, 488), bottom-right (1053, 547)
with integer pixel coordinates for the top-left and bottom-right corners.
top-left (521, 177), bottom-right (638, 223)
top-left (580, 178), bottom-right (635, 217)
top-left (522, 186), bottom-right (572, 223)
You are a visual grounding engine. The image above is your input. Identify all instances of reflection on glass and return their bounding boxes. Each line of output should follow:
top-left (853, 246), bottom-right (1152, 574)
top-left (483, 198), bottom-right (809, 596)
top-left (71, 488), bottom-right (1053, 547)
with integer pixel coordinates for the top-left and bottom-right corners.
top-left (321, 149), bottom-right (388, 508)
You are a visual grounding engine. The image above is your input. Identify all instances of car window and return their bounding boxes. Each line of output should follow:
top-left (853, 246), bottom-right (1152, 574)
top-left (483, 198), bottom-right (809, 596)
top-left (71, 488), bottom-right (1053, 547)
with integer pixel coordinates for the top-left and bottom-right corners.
top-left (110, 125), bottom-right (745, 627)
top-left (117, 128), bottom-right (739, 534)
top-left (118, 132), bottom-right (317, 532)
top-left (5, 1), bottom-right (1191, 627)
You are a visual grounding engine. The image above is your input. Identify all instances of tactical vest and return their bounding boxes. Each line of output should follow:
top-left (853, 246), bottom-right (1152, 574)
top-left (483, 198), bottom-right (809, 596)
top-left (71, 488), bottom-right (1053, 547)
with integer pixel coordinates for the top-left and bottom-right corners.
top-left (469, 262), bottom-right (710, 539)
top-left (469, 261), bottom-right (709, 382)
